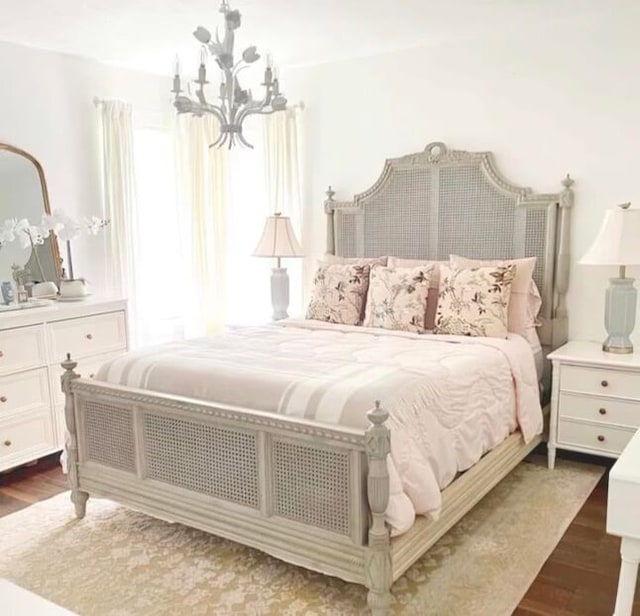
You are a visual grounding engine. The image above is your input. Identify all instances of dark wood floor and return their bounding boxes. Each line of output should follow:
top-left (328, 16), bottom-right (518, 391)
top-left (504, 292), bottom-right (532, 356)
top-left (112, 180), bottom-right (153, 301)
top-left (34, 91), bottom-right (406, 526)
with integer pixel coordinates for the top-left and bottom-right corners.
top-left (1, 451), bottom-right (638, 615)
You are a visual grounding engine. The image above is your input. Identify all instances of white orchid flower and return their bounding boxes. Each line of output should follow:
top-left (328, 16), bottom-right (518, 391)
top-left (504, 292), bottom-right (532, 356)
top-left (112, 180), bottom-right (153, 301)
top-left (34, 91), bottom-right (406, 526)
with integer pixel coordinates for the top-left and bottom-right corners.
top-left (84, 216), bottom-right (109, 235)
top-left (0, 218), bottom-right (20, 243)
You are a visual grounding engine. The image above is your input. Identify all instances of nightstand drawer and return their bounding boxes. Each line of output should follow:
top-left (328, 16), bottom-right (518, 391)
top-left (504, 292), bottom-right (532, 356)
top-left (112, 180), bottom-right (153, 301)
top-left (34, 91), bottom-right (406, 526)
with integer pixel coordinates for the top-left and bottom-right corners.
top-left (559, 392), bottom-right (640, 428)
top-left (558, 419), bottom-right (635, 456)
top-left (560, 365), bottom-right (640, 400)
top-left (49, 311), bottom-right (127, 362)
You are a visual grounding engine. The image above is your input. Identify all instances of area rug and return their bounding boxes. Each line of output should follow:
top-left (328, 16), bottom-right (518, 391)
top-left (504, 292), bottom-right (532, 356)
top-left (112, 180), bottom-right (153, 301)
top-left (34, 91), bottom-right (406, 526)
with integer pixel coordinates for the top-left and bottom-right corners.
top-left (0, 456), bottom-right (604, 616)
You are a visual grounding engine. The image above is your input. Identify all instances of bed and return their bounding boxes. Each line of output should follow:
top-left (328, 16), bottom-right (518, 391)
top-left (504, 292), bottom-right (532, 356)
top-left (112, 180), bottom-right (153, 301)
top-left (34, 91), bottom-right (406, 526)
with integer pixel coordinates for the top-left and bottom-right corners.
top-left (61, 141), bottom-right (574, 615)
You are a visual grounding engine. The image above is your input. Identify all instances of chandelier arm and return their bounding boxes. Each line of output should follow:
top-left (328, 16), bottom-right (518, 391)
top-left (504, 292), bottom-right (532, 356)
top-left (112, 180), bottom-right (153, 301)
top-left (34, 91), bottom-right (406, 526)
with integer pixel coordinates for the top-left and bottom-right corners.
top-left (209, 129), bottom-right (227, 148)
top-left (236, 131), bottom-right (255, 149)
top-left (194, 102), bottom-right (228, 126)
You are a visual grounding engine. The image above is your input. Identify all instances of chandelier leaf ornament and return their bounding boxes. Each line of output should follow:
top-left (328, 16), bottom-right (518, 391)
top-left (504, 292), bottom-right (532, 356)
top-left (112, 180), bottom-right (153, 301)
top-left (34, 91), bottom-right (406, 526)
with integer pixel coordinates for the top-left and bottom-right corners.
top-left (171, 0), bottom-right (288, 149)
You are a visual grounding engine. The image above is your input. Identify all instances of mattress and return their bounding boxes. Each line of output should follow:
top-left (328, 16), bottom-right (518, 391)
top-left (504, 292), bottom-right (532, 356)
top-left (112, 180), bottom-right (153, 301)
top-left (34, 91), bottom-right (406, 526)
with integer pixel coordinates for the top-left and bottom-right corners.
top-left (96, 320), bottom-right (543, 534)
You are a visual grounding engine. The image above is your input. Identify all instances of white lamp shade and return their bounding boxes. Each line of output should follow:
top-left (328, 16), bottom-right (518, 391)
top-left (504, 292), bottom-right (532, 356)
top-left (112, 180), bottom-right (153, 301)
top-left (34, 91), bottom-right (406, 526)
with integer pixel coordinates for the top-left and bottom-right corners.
top-left (580, 205), bottom-right (640, 266)
top-left (253, 213), bottom-right (303, 258)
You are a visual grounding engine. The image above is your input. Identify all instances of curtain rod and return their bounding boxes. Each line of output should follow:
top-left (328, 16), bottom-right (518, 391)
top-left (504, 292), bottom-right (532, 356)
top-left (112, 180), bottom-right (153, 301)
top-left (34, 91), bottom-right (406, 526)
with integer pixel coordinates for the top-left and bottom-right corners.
top-left (93, 97), bottom-right (305, 111)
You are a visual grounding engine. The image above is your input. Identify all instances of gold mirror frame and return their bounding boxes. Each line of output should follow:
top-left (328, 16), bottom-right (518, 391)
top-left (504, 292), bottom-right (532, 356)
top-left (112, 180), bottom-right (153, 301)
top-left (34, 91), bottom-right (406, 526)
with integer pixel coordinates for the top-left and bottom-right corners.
top-left (0, 143), bottom-right (63, 282)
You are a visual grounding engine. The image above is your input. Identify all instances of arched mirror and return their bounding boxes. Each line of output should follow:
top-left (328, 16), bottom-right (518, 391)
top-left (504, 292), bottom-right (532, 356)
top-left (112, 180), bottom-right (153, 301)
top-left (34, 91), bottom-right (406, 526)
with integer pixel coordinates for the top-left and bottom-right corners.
top-left (0, 144), bottom-right (62, 290)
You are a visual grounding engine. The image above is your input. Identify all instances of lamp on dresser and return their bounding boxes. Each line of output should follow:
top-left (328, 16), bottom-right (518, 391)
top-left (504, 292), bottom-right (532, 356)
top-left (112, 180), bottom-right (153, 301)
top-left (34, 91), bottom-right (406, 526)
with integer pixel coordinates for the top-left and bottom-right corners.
top-left (580, 202), bottom-right (640, 354)
top-left (253, 212), bottom-right (303, 320)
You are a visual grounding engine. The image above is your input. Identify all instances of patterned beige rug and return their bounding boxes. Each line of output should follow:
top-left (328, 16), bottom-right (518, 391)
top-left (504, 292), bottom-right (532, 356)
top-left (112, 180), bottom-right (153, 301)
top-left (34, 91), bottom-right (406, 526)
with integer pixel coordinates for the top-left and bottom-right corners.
top-left (0, 456), bottom-right (603, 616)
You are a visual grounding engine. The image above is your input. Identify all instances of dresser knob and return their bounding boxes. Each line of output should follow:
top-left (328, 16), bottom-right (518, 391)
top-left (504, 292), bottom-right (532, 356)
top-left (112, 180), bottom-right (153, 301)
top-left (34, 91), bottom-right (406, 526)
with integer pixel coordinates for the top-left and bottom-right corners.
top-left (601, 380), bottom-right (608, 388)
top-left (89, 373), bottom-right (95, 379)
top-left (597, 435), bottom-right (605, 442)
top-left (0, 396), bottom-right (6, 403)
top-left (86, 334), bottom-right (93, 340)
top-left (3, 440), bottom-right (10, 447)
top-left (599, 408), bottom-right (607, 415)
top-left (0, 350), bottom-right (4, 358)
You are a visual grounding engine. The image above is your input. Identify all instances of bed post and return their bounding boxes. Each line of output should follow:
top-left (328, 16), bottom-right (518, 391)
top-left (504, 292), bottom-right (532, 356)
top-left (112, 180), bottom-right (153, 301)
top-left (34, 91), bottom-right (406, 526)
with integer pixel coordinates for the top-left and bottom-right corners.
top-left (325, 186), bottom-right (336, 255)
top-left (552, 174), bottom-right (574, 345)
top-left (61, 353), bottom-right (89, 519)
top-left (365, 401), bottom-right (392, 616)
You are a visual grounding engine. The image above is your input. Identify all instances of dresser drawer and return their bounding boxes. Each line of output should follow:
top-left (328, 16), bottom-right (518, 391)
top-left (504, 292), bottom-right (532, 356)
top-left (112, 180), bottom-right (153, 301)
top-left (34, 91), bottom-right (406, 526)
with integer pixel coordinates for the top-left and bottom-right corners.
top-left (559, 392), bottom-right (640, 429)
top-left (0, 325), bottom-right (46, 375)
top-left (0, 368), bottom-right (50, 417)
top-left (560, 365), bottom-right (640, 400)
top-left (557, 419), bottom-right (635, 456)
top-left (0, 412), bottom-right (56, 468)
top-left (49, 311), bottom-right (127, 362)
top-left (51, 351), bottom-right (124, 405)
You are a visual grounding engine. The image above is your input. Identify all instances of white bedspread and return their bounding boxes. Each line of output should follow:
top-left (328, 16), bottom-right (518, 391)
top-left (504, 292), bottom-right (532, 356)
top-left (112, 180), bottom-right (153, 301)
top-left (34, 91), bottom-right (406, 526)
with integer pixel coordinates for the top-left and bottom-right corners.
top-left (96, 320), bottom-right (542, 535)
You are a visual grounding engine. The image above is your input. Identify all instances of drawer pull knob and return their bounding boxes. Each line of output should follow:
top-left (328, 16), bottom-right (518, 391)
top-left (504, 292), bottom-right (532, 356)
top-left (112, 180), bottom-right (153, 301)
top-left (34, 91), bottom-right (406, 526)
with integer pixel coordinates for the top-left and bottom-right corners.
top-left (0, 396), bottom-right (6, 403)
top-left (601, 380), bottom-right (609, 388)
top-left (89, 373), bottom-right (95, 379)
top-left (597, 435), bottom-right (605, 442)
top-left (3, 440), bottom-right (10, 447)
top-left (86, 334), bottom-right (93, 340)
top-left (599, 408), bottom-right (607, 415)
top-left (0, 350), bottom-right (3, 357)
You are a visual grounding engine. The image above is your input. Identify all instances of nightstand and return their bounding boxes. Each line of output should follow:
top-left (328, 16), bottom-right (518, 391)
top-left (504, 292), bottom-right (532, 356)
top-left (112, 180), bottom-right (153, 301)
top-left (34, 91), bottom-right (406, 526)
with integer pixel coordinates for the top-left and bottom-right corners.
top-left (547, 341), bottom-right (640, 469)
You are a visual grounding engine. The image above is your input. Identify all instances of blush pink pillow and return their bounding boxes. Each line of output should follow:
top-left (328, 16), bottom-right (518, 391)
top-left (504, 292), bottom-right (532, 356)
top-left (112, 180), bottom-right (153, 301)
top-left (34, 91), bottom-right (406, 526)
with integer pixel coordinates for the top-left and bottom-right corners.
top-left (388, 257), bottom-right (447, 330)
top-left (449, 255), bottom-right (542, 345)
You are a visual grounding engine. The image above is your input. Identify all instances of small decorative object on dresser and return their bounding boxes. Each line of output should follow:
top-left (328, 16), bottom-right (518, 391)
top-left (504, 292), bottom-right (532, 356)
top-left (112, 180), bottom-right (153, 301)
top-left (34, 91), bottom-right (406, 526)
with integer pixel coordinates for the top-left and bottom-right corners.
top-left (253, 212), bottom-right (303, 320)
top-left (580, 203), bottom-right (640, 354)
top-left (0, 298), bottom-right (128, 472)
top-left (547, 341), bottom-right (640, 469)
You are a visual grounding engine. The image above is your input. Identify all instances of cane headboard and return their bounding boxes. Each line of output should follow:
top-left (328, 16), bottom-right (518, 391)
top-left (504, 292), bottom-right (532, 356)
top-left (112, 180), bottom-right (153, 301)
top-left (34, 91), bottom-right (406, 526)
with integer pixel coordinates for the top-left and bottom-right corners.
top-left (324, 142), bottom-right (574, 349)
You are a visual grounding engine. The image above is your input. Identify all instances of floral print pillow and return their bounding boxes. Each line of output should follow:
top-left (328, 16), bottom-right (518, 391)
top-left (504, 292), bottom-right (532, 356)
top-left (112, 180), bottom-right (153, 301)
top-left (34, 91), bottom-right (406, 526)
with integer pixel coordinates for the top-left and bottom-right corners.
top-left (306, 264), bottom-right (371, 325)
top-left (435, 264), bottom-right (516, 338)
top-left (363, 265), bottom-right (434, 333)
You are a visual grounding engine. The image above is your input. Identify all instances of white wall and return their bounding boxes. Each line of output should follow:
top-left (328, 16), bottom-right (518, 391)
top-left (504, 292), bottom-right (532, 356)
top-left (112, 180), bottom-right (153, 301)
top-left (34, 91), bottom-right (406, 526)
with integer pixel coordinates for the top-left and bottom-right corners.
top-left (0, 40), bottom-right (169, 287)
top-left (285, 8), bottom-right (640, 346)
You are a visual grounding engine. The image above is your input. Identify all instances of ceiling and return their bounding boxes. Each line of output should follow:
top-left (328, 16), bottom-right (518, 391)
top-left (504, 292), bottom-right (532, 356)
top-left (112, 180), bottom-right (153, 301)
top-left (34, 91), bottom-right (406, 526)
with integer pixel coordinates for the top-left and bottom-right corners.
top-left (0, 1), bottom-right (625, 75)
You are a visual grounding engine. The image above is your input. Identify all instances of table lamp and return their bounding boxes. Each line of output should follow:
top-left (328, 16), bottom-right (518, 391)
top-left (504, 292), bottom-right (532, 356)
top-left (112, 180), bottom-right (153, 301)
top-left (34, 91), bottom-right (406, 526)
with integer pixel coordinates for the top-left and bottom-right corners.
top-left (253, 212), bottom-right (303, 320)
top-left (579, 202), bottom-right (640, 353)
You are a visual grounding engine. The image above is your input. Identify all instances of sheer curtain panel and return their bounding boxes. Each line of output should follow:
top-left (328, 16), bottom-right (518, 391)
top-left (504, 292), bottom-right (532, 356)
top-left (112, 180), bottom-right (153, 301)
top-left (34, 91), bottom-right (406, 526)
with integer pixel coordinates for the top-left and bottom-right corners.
top-left (262, 107), bottom-right (305, 317)
top-left (175, 115), bottom-right (230, 336)
top-left (97, 100), bottom-right (141, 345)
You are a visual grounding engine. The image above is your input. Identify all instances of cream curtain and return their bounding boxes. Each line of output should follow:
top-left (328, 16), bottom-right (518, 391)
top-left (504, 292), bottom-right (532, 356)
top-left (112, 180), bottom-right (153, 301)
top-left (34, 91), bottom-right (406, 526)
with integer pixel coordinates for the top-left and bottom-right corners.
top-left (262, 106), bottom-right (305, 315)
top-left (97, 100), bottom-right (140, 344)
top-left (175, 115), bottom-right (230, 337)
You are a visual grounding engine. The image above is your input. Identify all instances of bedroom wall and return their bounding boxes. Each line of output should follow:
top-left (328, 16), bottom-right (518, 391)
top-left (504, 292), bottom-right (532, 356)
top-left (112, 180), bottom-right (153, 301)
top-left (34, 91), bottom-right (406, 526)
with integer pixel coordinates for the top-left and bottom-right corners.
top-left (285, 7), bottom-right (640, 346)
top-left (0, 40), bottom-right (168, 288)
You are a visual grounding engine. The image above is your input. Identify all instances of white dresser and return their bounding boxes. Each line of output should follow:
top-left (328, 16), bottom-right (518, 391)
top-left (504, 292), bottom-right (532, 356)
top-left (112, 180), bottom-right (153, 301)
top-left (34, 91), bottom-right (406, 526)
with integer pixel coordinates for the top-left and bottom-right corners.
top-left (547, 341), bottom-right (640, 469)
top-left (0, 298), bottom-right (128, 472)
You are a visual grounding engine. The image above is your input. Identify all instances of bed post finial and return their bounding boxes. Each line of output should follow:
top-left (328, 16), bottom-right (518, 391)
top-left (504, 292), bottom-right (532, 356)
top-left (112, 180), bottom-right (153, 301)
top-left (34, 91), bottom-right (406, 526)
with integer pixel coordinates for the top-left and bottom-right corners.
top-left (61, 353), bottom-right (89, 519)
top-left (554, 173), bottom-right (574, 331)
top-left (325, 185), bottom-right (336, 255)
top-left (365, 400), bottom-right (392, 615)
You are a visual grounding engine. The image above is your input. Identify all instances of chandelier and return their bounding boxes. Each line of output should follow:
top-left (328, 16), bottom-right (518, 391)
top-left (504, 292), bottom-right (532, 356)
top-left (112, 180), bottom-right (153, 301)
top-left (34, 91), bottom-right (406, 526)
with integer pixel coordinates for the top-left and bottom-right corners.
top-left (171, 0), bottom-right (288, 149)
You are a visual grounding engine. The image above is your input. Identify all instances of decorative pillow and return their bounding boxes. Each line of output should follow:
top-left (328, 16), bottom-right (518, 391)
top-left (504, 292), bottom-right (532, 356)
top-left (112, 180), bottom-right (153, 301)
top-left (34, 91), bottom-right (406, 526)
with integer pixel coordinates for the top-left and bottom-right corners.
top-left (363, 264), bottom-right (434, 333)
top-left (449, 255), bottom-right (541, 343)
top-left (388, 257), bottom-right (447, 330)
top-left (306, 264), bottom-right (371, 325)
top-left (435, 264), bottom-right (516, 338)
top-left (324, 254), bottom-right (387, 266)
